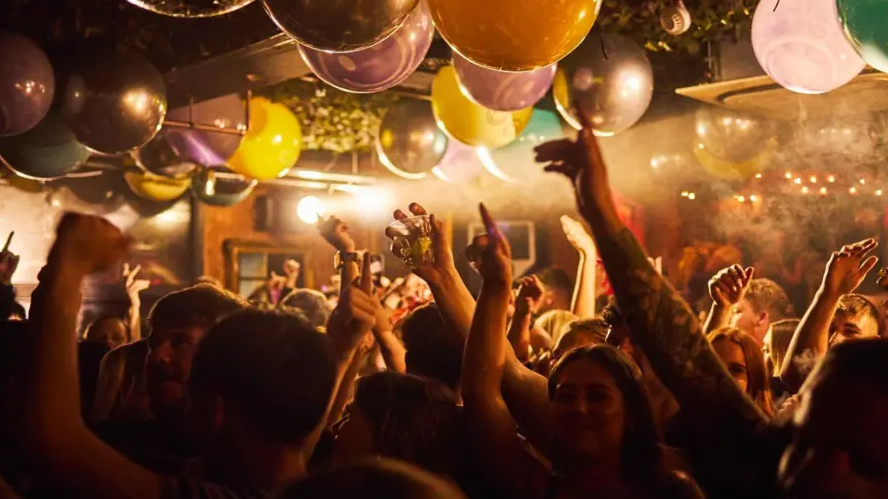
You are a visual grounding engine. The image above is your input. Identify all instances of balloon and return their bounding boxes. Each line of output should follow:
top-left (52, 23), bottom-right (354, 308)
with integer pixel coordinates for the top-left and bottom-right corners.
top-left (191, 167), bottom-right (257, 206)
top-left (53, 42), bottom-right (167, 155)
top-left (430, 140), bottom-right (484, 183)
top-left (838, 0), bottom-right (888, 72)
top-left (483, 110), bottom-right (565, 181)
top-left (124, 170), bottom-right (191, 202)
top-left (431, 66), bottom-right (534, 149)
top-left (0, 109), bottom-right (90, 180)
top-left (427, 0), bottom-right (601, 71)
top-left (0, 32), bottom-right (55, 137)
top-left (694, 142), bottom-right (764, 180)
top-left (376, 100), bottom-right (448, 180)
top-left (61, 172), bottom-right (127, 213)
top-left (228, 98), bottom-right (302, 180)
top-left (298, 2), bottom-right (433, 94)
top-left (132, 134), bottom-right (198, 179)
top-left (453, 53), bottom-right (556, 112)
top-left (164, 94), bottom-right (246, 167)
top-left (695, 106), bottom-right (769, 163)
top-left (263, 0), bottom-right (420, 52)
top-left (553, 33), bottom-right (654, 136)
top-left (752, 0), bottom-right (864, 94)
top-left (126, 0), bottom-right (255, 18)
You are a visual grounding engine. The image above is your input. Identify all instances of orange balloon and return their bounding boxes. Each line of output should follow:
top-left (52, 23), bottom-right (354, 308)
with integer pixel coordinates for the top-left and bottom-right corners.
top-left (427, 0), bottom-right (602, 71)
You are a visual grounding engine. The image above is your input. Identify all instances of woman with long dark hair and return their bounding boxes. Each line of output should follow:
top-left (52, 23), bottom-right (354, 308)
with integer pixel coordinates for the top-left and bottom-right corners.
top-left (460, 204), bottom-right (702, 499)
top-left (708, 327), bottom-right (775, 416)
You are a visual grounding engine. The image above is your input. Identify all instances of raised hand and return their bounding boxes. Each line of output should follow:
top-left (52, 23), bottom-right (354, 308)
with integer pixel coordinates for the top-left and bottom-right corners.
top-left (467, 204), bottom-right (512, 287)
top-left (319, 215), bottom-right (356, 253)
top-left (515, 275), bottom-right (545, 314)
top-left (708, 265), bottom-right (755, 308)
top-left (49, 213), bottom-right (129, 275)
top-left (123, 263), bottom-right (150, 298)
top-left (385, 202), bottom-right (456, 285)
top-left (822, 238), bottom-right (879, 297)
top-left (327, 253), bottom-right (378, 355)
top-left (0, 250), bottom-right (20, 286)
top-left (560, 215), bottom-right (595, 255)
top-left (534, 106), bottom-right (610, 216)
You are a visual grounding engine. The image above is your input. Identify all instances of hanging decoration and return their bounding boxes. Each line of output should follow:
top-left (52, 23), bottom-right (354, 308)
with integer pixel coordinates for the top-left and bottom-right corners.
top-left (0, 32), bottom-right (55, 138)
top-left (298, 1), bottom-right (434, 94)
top-left (837, 0), bottom-right (888, 73)
top-left (659, 1), bottom-right (692, 36)
top-left (452, 53), bottom-right (556, 112)
top-left (132, 133), bottom-right (198, 179)
top-left (554, 32), bottom-right (654, 136)
top-left (694, 106), bottom-right (770, 163)
top-left (753, 0), bottom-right (864, 94)
top-left (126, 0), bottom-right (256, 18)
top-left (376, 100), bottom-right (448, 180)
top-left (164, 94), bottom-right (247, 167)
top-left (479, 110), bottom-right (565, 182)
top-left (431, 140), bottom-right (485, 184)
top-left (0, 109), bottom-right (90, 181)
top-left (191, 167), bottom-right (257, 206)
top-left (426, 0), bottom-right (601, 71)
top-left (228, 97), bottom-right (302, 180)
top-left (263, 0), bottom-right (419, 52)
top-left (52, 41), bottom-right (167, 155)
top-left (431, 66), bottom-right (533, 149)
top-left (693, 141), bottom-right (765, 180)
top-left (124, 170), bottom-right (191, 202)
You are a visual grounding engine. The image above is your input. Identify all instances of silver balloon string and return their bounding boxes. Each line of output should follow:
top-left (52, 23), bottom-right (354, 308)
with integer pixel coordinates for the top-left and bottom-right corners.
top-left (598, 32), bottom-right (609, 61)
top-left (773, 0), bottom-right (780, 11)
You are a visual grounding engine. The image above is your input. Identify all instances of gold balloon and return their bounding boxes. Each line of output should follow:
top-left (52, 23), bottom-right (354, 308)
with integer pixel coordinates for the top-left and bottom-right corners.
top-left (228, 97), bottom-right (302, 180)
top-left (693, 142), bottom-right (764, 180)
top-left (427, 0), bottom-right (601, 71)
top-left (263, 0), bottom-right (420, 52)
top-left (124, 171), bottom-right (191, 202)
top-left (431, 66), bottom-right (533, 149)
top-left (126, 0), bottom-right (255, 17)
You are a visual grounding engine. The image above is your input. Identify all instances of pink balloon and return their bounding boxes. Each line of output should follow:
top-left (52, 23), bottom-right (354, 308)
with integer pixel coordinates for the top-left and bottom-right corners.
top-left (431, 140), bottom-right (484, 183)
top-left (452, 52), bottom-right (556, 111)
top-left (752, 0), bottom-right (865, 94)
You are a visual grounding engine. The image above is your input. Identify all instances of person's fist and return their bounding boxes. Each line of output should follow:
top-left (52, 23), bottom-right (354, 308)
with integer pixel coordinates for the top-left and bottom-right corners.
top-left (467, 204), bottom-right (512, 286)
top-left (51, 213), bottom-right (128, 274)
top-left (327, 254), bottom-right (378, 353)
top-left (708, 264), bottom-right (754, 307)
top-left (516, 275), bottom-right (545, 313)
top-left (0, 250), bottom-right (20, 286)
top-left (284, 259), bottom-right (301, 277)
top-left (319, 215), bottom-right (356, 253)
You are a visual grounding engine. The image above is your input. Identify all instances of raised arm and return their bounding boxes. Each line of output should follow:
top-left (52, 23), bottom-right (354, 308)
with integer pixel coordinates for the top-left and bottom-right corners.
top-left (461, 204), bottom-right (548, 499)
top-left (387, 203), bottom-right (553, 453)
top-left (702, 265), bottom-right (754, 335)
top-left (123, 264), bottom-right (149, 341)
top-left (534, 115), bottom-right (766, 430)
top-left (561, 215), bottom-right (598, 318)
top-left (780, 239), bottom-right (877, 392)
top-left (20, 214), bottom-right (162, 499)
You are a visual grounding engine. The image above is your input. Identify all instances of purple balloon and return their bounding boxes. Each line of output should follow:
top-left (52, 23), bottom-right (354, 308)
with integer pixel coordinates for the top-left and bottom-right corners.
top-left (0, 32), bottom-right (55, 137)
top-left (164, 93), bottom-right (246, 167)
top-left (298, 1), bottom-right (434, 93)
top-left (453, 52), bottom-right (555, 112)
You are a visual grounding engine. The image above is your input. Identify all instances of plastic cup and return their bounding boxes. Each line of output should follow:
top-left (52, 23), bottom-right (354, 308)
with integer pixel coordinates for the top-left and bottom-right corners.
top-left (388, 215), bottom-right (434, 268)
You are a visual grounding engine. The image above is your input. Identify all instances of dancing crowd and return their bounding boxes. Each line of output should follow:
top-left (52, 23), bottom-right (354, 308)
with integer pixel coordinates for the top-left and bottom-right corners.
top-left (1, 108), bottom-right (887, 499)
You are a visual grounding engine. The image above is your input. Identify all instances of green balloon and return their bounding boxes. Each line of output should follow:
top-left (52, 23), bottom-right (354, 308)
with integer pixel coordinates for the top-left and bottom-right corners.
top-left (838, 0), bottom-right (888, 72)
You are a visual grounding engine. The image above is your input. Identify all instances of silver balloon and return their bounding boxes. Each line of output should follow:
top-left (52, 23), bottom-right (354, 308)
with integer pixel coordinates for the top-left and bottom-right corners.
top-left (694, 106), bottom-right (768, 163)
top-left (376, 100), bottom-right (448, 180)
top-left (191, 167), bottom-right (257, 206)
top-left (132, 133), bottom-right (198, 179)
top-left (554, 32), bottom-right (654, 136)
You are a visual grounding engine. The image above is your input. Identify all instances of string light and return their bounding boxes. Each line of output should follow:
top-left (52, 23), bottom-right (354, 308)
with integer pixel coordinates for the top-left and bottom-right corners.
top-left (860, 178), bottom-right (866, 185)
top-left (827, 175), bottom-right (836, 183)
top-left (849, 187), bottom-right (857, 194)
top-left (688, 193), bottom-right (696, 200)
top-left (681, 191), bottom-right (689, 197)
top-left (809, 176), bottom-right (817, 183)
top-left (784, 172), bottom-right (792, 179)
top-left (877, 190), bottom-right (883, 196)
top-left (749, 194), bottom-right (759, 202)
top-left (755, 173), bottom-right (762, 179)
top-left (794, 177), bottom-right (802, 185)
top-left (737, 195), bottom-right (746, 203)
top-left (801, 186), bottom-right (809, 194)
top-left (820, 187), bottom-right (827, 195)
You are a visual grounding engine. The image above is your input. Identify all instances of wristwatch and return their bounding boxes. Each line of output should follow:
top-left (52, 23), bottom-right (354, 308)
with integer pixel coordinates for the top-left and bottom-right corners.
top-left (334, 251), bottom-right (360, 270)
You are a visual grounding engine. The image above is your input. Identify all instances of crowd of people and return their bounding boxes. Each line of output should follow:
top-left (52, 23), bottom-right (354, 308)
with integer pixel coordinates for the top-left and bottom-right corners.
top-left (1, 107), bottom-right (887, 499)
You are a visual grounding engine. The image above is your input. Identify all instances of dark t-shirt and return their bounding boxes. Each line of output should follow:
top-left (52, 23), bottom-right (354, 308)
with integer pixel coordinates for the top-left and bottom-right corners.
top-left (92, 419), bottom-right (196, 475)
top-left (162, 476), bottom-right (275, 499)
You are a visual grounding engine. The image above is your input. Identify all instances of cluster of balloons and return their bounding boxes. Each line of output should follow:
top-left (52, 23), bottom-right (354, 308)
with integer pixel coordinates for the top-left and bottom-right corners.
top-left (0, 32), bottom-right (168, 181)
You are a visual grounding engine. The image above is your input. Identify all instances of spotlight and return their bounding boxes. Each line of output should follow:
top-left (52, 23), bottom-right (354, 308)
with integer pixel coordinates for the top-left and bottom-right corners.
top-left (297, 196), bottom-right (325, 224)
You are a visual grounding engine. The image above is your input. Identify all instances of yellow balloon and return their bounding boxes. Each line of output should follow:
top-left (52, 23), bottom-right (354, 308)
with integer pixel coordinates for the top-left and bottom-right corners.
top-left (693, 142), bottom-right (763, 180)
top-left (431, 66), bottom-right (533, 149)
top-left (124, 171), bottom-right (191, 202)
top-left (427, 0), bottom-right (601, 71)
top-left (229, 97), bottom-right (302, 181)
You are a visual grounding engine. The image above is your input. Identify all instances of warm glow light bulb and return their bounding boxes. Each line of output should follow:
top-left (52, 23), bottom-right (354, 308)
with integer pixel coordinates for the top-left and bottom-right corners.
top-left (297, 196), bottom-right (325, 224)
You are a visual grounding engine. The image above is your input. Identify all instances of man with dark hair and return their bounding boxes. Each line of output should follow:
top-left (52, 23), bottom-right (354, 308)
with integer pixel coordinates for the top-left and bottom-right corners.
top-left (829, 293), bottom-right (883, 346)
top-left (400, 303), bottom-right (463, 395)
top-left (534, 267), bottom-right (573, 314)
